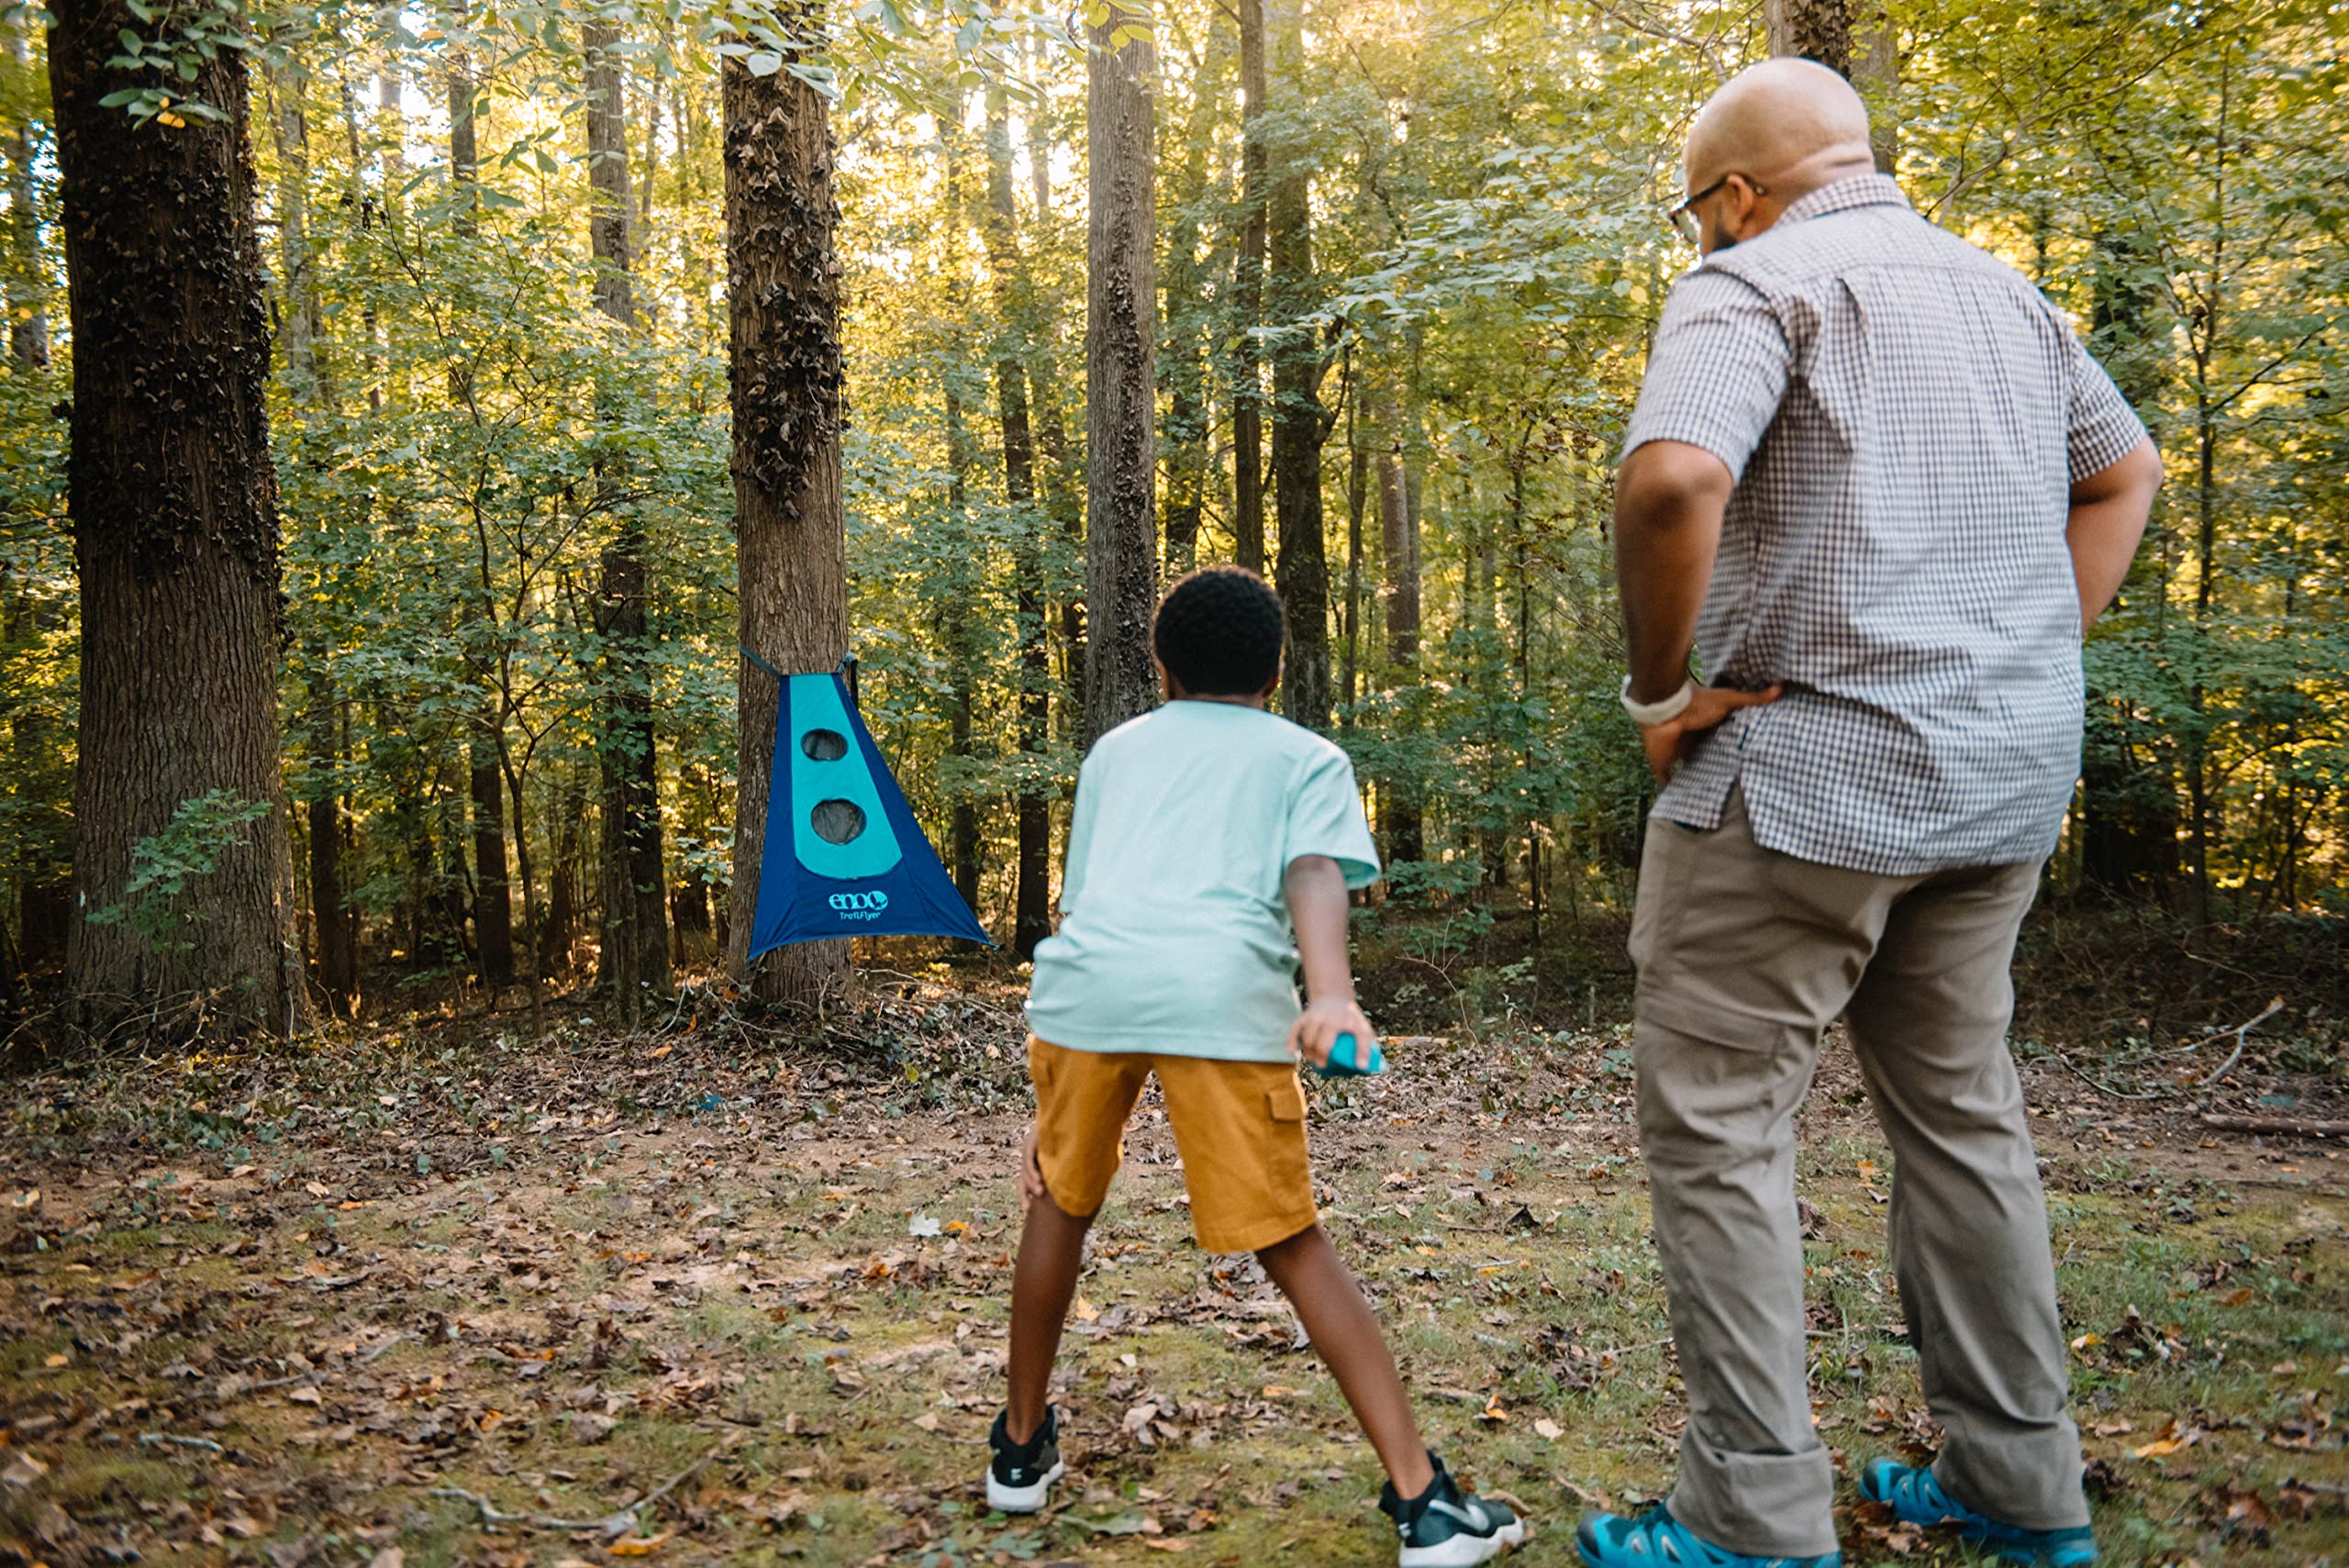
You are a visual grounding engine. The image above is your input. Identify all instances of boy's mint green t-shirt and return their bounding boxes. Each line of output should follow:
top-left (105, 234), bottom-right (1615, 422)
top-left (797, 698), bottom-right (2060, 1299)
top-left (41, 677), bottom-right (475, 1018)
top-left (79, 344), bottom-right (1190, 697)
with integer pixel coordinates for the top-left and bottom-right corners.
top-left (1025, 701), bottom-right (1380, 1063)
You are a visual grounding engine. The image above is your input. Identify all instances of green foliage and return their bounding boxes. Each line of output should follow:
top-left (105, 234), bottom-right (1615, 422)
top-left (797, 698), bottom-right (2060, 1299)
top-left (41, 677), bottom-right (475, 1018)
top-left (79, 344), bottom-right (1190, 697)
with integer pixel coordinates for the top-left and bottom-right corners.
top-left (1, 0), bottom-right (2343, 1006)
top-left (84, 792), bottom-right (273, 951)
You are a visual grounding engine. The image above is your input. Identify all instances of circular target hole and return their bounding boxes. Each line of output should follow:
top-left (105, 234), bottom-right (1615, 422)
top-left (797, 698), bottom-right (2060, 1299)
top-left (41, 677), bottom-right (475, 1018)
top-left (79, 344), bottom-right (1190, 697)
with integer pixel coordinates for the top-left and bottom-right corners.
top-left (810, 798), bottom-right (867, 845)
top-left (801, 728), bottom-right (849, 762)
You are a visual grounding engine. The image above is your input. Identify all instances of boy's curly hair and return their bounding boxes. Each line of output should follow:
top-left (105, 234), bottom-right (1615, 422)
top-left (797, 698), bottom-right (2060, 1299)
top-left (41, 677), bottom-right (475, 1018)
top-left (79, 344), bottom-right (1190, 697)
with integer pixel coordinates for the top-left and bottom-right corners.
top-left (1152, 567), bottom-right (1286, 697)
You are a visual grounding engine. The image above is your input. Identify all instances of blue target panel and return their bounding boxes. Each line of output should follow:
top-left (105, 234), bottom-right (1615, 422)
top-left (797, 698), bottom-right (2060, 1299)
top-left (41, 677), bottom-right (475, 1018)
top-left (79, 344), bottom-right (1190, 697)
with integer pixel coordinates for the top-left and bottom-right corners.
top-left (746, 671), bottom-right (995, 958)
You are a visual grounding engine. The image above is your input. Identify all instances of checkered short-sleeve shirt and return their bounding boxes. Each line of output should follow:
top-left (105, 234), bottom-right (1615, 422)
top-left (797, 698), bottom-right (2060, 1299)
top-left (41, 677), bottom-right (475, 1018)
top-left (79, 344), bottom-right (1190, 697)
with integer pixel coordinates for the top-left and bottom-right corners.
top-left (1621, 174), bottom-right (2149, 875)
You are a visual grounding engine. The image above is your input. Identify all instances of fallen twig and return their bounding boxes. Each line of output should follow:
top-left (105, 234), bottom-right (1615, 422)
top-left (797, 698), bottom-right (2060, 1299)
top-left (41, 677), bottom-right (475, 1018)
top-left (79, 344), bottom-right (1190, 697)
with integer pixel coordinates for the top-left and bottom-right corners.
top-left (430, 1438), bottom-right (730, 1539)
top-left (2197, 997), bottom-right (2288, 1086)
top-left (2050, 1050), bottom-right (2165, 1101)
top-left (429, 1485), bottom-right (626, 1536)
top-left (2169, 997), bottom-right (2288, 1056)
top-left (2199, 1114), bottom-right (2349, 1139)
top-left (137, 1432), bottom-right (224, 1454)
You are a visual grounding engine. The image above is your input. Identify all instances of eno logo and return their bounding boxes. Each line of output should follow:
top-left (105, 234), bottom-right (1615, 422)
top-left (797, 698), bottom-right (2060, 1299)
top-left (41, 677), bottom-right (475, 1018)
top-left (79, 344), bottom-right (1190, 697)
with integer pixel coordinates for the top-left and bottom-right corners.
top-left (829, 891), bottom-right (889, 919)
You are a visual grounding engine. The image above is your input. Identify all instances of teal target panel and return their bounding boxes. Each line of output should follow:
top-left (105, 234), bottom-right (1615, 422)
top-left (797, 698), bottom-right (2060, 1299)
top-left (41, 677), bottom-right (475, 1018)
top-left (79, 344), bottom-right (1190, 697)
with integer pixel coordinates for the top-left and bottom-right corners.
top-left (746, 668), bottom-right (994, 957)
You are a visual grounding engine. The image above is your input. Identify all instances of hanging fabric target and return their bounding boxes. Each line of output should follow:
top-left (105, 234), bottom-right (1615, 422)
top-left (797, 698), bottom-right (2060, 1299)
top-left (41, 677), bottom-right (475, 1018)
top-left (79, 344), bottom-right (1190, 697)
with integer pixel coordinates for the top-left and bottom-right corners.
top-left (744, 661), bottom-right (994, 959)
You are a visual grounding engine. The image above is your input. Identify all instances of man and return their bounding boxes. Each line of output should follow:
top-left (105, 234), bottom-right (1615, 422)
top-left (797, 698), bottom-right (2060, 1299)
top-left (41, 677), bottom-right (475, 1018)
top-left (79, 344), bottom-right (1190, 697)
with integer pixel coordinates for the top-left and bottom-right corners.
top-left (1576, 59), bottom-right (2162, 1568)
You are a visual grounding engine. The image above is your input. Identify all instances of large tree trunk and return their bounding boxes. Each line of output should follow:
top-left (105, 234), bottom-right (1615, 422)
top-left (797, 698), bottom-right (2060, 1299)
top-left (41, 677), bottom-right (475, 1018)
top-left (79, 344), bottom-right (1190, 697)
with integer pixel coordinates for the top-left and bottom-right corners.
top-left (723, 14), bottom-right (852, 1009)
top-left (1766, 0), bottom-right (1851, 75)
top-left (51, 0), bottom-right (299, 1038)
top-left (1230, 0), bottom-right (1267, 575)
top-left (1266, 0), bottom-right (1329, 731)
top-left (1083, 5), bottom-right (1158, 746)
top-left (584, 19), bottom-right (669, 1012)
top-left (6, 13), bottom-right (50, 367)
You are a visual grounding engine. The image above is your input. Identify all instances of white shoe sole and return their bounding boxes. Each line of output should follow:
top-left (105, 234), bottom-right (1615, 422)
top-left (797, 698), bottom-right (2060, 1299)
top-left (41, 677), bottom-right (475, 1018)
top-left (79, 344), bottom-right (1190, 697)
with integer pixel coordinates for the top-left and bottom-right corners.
top-left (1400, 1519), bottom-right (1527, 1567)
top-left (987, 1461), bottom-right (1064, 1514)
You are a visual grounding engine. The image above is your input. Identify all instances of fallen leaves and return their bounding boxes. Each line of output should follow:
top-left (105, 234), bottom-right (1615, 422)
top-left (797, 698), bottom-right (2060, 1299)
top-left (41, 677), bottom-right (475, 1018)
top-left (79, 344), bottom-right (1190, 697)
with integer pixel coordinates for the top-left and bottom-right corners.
top-left (608, 1532), bottom-right (671, 1554)
top-left (2130, 1417), bottom-right (2205, 1459)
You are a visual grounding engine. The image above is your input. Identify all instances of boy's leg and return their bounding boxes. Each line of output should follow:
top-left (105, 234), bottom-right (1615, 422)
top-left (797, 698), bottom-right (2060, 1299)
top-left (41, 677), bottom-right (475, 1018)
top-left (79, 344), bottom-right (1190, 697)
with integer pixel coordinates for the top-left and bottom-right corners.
top-left (1008, 1040), bottom-right (1151, 1440)
top-left (1007, 1192), bottom-right (1093, 1443)
top-left (1150, 1055), bottom-right (1432, 1496)
top-left (1257, 1224), bottom-right (1434, 1497)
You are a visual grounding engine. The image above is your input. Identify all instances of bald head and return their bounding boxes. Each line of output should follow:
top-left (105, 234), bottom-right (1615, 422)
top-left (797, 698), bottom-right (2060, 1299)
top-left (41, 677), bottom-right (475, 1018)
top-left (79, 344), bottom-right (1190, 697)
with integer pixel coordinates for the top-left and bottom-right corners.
top-left (1686, 58), bottom-right (1876, 200)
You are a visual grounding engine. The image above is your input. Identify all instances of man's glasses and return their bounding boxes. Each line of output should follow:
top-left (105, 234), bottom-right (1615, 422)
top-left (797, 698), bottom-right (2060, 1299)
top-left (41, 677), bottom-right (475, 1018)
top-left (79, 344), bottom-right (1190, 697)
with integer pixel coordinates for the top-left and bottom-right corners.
top-left (1666, 174), bottom-right (1767, 246)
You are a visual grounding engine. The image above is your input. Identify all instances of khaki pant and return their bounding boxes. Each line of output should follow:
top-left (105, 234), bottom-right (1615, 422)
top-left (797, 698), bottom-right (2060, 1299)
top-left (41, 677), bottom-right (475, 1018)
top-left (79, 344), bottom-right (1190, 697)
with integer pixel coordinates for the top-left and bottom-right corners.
top-left (1631, 791), bottom-right (2087, 1558)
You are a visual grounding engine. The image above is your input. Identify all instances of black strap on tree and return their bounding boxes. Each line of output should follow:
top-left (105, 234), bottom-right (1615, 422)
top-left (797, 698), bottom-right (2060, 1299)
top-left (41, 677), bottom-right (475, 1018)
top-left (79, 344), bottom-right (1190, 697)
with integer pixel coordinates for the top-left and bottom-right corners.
top-left (739, 645), bottom-right (861, 708)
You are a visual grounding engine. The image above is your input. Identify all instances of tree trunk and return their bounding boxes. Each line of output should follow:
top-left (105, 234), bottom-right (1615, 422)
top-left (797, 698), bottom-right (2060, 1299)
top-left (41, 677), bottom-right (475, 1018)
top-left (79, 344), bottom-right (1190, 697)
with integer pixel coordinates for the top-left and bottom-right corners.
top-left (943, 371), bottom-right (983, 908)
top-left (1341, 382), bottom-right (1364, 713)
top-left (983, 91), bottom-right (1052, 957)
top-left (1160, 21), bottom-right (1223, 575)
top-left (2078, 221), bottom-right (2175, 905)
top-left (7, 13), bottom-right (50, 367)
top-left (1084, 4), bottom-right (1159, 747)
top-left (584, 22), bottom-right (635, 327)
top-left (723, 13), bottom-right (852, 1009)
top-left (51, 0), bottom-right (299, 1038)
top-left (544, 773), bottom-right (585, 976)
top-left (6, 29), bottom-right (61, 974)
top-left (1231, 0), bottom-right (1267, 575)
top-left (1766, 0), bottom-right (1852, 76)
top-left (1377, 426), bottom-right (1421, 862)
top-left (585, 19), bottom-right (668, 1010)
top-left (1853, 3), bottom-right (1898, 172)
top-left (469, 728), bottom-right (515, 989)
top-left (270, 66), bottom-right (356, 1014)
top-left (1266, 0), bottom-right (1329, 731)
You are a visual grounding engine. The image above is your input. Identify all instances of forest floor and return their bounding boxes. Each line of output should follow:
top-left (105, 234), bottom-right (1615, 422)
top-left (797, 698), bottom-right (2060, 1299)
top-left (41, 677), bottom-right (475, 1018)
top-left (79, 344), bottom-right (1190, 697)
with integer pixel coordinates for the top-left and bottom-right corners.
top-left (2, 971), bottom-right (2345, 1568)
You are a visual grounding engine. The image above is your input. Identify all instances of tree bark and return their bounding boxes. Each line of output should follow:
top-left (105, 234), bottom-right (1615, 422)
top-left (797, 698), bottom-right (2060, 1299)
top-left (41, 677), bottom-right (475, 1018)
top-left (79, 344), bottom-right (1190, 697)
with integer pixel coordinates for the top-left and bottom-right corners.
top-left (270, 66), bottom-right (356, 1013)
top-left (1853, 4), bottom-right (1898, 173)
top-left (1266, 0), bottom-right (1328, 731)
top-left (1765, 0), bottom-right (1852, 76)
top-left (1230, 0), bottom-right (1267, 575)
top-left (585, 19), bottom-right (668, 1011)
top-left (1160, 21), bottom-right (1224, 575)
top-left (723, 13), bottom-right (852, 1008)
top-left (983, 90), bottom-right (1052, 958)
top-left (1341, 380), bottom-right (1364, 714)
top-left (1084, 4), bottom-right (1159, 746)
top-left (51, 0), bottom-right (299, 1038)
top-left (1377, 426), bottom-right (1421, 862)
top-left (468, 728), bottom-right (515, 989)
top-left (7, 13), bottom-right (50, 367)
top-left (939, 98), bottom-right (983, 910)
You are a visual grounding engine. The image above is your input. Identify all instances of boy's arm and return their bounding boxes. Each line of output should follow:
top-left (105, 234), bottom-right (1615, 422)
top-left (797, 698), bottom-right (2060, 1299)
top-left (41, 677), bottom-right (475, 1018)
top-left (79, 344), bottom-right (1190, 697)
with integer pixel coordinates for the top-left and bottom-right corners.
top-left (1284, 854), bottom-right (1376, 1068)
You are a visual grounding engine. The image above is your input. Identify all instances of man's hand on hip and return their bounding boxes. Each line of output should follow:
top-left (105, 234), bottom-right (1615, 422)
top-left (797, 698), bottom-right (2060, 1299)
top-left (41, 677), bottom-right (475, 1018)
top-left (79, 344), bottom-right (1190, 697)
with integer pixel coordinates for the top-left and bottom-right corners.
top-left (1638, 684), bottom-right (1783, 783)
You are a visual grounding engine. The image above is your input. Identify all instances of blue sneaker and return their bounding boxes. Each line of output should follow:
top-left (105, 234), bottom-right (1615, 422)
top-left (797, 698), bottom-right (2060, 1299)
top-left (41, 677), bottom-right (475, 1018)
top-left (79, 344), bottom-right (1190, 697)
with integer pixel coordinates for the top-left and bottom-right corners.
top-left (1575, 1504), bottom-right (1840, 1568)
top-left (1860, 1460), bottom-right (2097, 1566)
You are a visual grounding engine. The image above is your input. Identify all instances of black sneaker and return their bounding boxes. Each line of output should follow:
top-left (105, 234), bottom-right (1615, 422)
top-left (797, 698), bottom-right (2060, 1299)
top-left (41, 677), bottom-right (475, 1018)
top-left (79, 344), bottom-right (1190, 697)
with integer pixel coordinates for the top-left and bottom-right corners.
top-left (1379, 1453), bottom-right (1527, 1566)
top-left (986, 1406), bottom-right (1064, 1514)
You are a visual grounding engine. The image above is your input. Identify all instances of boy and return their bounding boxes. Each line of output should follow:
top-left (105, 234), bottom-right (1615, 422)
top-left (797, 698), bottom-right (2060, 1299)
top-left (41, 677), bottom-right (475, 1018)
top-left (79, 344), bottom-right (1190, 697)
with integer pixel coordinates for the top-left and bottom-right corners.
top-left (986, 567), bottom-right (1526, 1567)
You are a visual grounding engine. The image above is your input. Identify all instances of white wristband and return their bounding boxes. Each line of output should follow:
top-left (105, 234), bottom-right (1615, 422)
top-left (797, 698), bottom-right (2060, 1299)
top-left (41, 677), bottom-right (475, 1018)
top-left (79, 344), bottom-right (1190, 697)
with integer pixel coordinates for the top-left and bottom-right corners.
top-left (1620, 675), bottom-right (1696, 727)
